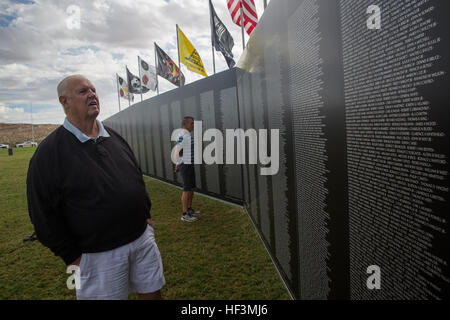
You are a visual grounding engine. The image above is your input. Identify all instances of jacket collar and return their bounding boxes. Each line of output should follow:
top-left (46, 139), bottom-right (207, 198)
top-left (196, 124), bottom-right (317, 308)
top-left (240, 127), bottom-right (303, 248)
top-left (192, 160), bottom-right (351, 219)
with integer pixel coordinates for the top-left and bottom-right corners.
top-left (63, 118), bottom-right (110, 143)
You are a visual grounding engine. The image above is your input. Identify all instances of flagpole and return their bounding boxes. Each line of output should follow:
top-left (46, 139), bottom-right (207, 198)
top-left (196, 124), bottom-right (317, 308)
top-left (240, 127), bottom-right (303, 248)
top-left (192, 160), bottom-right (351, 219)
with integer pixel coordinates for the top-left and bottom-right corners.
top-left (240, 0), bottom-right (245, 49)
top-left (154, 43), bottom-right (159, 95)
top-left (209, 1), bottom-right (216, 74)
top-left (116, 74), bottom-right (121, 112)
top-left (212, 45), bottom-right (216, 75)
top-left (126, 65), bottom-right (131, 107)
top-left (30, 101), bottom-right (34, 142)
top-left (138, 56), bottom-right (143, 102)
top-left (176, 24), bottom-right (183, 87)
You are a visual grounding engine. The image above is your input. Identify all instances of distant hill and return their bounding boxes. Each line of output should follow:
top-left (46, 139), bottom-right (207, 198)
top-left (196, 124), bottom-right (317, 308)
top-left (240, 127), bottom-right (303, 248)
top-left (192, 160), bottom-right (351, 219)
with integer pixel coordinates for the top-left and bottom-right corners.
top-left (0, 123), bottom-right (60, 147)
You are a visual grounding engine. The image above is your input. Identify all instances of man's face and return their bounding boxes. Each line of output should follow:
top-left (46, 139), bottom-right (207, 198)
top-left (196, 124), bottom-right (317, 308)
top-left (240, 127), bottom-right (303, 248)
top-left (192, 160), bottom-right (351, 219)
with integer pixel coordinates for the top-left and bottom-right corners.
top-left (186, 118), bottom-right (194, 132)
top-left (61, 76), bottom-right (100, 121)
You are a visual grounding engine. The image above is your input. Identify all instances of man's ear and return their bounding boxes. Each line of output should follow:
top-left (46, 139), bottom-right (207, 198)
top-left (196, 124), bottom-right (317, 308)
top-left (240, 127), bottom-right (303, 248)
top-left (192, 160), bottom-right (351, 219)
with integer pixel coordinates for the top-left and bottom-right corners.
top-left (59, 95), bottom-right (68, 111)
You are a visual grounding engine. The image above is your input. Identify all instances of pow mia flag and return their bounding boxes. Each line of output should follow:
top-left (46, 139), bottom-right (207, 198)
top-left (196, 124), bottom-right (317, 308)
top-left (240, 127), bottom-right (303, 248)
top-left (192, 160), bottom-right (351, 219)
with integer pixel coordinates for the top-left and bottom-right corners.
top-left (126, 66), bottom-right (149, 94)
top-left (209, 0), bottom-right (235, 68)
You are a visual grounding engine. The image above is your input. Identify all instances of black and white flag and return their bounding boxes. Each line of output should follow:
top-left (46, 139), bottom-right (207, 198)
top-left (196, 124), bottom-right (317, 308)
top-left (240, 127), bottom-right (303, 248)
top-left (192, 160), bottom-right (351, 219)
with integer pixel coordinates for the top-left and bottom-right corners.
top-left (209, 0), bottom-right (235, 68)
top-left (139, 56), bottom-right (157, 91)
top-left (126, 67), bottom-right (149, 94)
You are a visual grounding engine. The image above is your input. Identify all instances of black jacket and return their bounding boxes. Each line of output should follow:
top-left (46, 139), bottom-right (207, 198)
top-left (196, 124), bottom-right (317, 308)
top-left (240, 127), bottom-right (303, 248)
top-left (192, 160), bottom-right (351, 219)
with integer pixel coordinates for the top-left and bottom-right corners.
top-left (26, 125), bottom-right (151, 265)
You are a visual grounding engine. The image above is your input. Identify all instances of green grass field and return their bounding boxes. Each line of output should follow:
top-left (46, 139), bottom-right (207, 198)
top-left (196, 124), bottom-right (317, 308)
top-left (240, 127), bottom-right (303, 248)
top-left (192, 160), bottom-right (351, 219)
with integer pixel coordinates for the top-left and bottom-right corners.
top-left (0, 147), bottom-right (289, 300)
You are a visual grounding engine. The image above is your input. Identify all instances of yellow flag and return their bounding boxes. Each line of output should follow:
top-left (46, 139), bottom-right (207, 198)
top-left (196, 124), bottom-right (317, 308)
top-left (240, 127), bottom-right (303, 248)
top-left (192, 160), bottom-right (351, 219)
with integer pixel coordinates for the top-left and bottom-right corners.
top-left (178, 27), bottom-right (208, 77)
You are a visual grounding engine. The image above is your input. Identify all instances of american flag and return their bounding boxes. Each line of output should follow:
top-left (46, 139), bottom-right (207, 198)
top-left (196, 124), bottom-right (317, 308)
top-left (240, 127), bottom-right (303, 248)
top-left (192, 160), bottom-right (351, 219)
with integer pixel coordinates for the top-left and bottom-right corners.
top-left (227, 0), bottom-right (258, 35)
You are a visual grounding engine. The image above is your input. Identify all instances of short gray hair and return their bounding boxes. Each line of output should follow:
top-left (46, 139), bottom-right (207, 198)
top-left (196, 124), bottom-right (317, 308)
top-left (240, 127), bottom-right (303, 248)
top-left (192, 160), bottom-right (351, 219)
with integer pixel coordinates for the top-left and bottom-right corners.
top-left (57, 74), bottom-right (85, 98)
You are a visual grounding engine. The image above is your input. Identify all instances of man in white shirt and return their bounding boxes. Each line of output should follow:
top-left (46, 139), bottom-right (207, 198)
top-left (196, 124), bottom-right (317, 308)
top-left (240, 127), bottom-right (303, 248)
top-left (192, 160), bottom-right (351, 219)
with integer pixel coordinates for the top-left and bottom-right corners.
top-left (174, 116), bottom-right (201, 222)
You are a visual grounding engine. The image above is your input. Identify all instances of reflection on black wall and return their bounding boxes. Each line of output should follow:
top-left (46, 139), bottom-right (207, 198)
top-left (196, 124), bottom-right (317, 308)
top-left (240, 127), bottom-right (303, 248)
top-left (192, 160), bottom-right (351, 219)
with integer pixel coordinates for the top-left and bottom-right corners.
top-left (105, 0), bottom-right (449, 300)
top-left (105, 69), bottom-right (244, 205)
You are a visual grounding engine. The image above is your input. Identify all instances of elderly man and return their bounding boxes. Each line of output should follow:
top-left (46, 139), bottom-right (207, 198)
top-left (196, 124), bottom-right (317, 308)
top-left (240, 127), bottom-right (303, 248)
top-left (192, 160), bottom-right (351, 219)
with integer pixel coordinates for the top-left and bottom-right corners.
top-left (26, 75), bottom-right (165, 300)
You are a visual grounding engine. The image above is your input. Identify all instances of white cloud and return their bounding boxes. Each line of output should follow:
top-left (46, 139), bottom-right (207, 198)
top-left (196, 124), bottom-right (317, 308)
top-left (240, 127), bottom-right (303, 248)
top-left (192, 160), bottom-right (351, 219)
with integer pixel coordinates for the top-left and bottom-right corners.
top-left (0, 0), bottom-right (269, 124)
top-left (0, 101), bottom-right (64, 124)
top-left (0, 102), bottom-right (26, 123)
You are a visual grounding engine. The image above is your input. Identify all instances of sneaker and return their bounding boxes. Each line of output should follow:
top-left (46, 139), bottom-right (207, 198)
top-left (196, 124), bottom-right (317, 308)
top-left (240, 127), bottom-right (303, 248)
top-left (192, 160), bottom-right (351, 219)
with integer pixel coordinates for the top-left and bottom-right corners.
top-left (23, 232), bottom-right (38, 242)
top-left (188, 208), bottom-right (201, 216)
top-left (181, 212), bottom-right (197, 222)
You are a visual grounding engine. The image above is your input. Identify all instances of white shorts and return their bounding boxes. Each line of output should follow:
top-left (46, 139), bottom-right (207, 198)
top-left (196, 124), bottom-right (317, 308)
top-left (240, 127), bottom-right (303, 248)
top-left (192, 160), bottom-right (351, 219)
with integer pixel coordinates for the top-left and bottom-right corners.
top-left (76, 225), bottom-right (165, 300)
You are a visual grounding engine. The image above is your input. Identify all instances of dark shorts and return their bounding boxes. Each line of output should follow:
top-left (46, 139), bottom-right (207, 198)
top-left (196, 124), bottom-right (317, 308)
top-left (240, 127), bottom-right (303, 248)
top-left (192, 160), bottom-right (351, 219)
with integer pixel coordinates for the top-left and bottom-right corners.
top-left (179, 164), bottom-right (196, 191)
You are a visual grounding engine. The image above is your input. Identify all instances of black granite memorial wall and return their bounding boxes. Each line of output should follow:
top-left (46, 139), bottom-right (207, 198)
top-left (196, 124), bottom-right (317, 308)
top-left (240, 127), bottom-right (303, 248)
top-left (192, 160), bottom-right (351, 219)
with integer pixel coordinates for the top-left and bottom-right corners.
top-left (104, 0), bottom-right (449, 300)
top-left (104, 69), bottom-right (244, 205)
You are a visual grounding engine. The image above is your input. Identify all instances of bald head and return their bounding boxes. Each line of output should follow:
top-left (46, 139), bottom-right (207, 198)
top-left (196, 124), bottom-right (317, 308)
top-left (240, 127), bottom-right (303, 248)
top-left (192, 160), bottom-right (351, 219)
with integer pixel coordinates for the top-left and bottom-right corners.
top-left (57, 75), bottom-right (100, 121)
top-left (57, 74), bottom-right (86, 99)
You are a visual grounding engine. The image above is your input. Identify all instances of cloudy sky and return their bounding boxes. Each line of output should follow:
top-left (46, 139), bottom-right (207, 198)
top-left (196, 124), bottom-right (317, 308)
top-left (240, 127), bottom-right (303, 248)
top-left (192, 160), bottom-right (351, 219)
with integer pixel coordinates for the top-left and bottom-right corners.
top-left (0, 0), bottom-right (269, 124)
